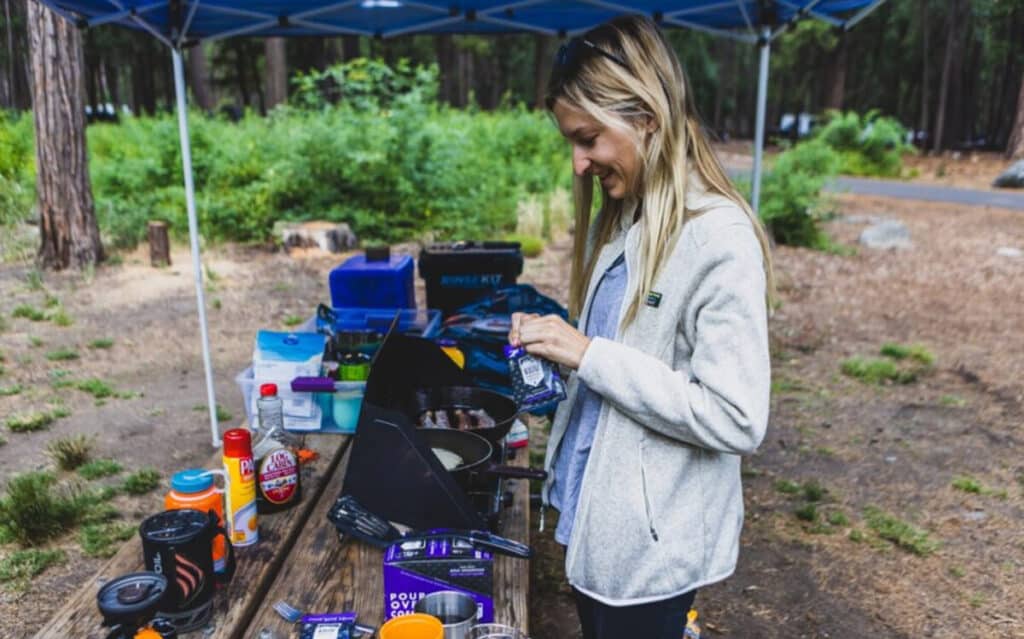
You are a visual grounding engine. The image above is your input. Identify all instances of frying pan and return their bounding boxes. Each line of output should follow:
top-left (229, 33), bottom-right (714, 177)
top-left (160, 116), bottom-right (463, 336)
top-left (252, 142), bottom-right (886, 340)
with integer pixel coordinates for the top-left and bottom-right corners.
top-left (406, 386), bottom-right (519, 446)
top-left (420, 429), bottom-right (546, 486)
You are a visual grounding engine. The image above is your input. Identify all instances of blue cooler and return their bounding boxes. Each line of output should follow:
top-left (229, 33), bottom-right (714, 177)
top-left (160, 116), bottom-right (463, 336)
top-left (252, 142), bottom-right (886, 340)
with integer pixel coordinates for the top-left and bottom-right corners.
top-left (329, 246), bottom-right (415, 309)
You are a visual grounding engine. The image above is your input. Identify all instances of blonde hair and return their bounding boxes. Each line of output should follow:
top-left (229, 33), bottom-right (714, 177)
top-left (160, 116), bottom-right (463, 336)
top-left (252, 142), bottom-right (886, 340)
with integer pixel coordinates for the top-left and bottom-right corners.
top-left (547, 15), bottom-right (775, 324)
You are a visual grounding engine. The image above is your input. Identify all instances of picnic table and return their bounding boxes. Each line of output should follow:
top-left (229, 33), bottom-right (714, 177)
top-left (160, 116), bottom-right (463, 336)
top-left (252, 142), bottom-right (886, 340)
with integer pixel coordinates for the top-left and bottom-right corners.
top-left (34, 432), bottom-right (530, 638)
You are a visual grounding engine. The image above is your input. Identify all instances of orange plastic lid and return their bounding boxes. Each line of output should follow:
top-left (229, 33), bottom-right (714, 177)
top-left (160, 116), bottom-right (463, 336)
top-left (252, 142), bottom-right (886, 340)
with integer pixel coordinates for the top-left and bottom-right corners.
top-left (379, 613), bottom-right (444, 639)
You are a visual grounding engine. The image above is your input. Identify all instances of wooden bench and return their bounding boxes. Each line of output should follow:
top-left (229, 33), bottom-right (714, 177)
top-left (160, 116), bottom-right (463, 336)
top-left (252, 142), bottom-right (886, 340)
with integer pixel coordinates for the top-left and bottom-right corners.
top-left (34, 433), bottom-right (530, 638)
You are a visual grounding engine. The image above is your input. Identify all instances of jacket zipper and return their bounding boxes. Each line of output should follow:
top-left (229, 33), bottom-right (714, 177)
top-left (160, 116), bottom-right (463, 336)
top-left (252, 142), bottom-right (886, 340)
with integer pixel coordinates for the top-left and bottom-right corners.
top-left (639, 443), bottom-right (660, 542)
top-left (541, 252), bottom-right (623, 535)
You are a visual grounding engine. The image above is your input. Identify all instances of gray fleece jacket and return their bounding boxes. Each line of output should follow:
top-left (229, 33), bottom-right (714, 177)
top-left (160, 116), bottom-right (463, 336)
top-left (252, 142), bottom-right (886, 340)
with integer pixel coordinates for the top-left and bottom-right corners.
top-left (542, 179), bottom-right (770, 605)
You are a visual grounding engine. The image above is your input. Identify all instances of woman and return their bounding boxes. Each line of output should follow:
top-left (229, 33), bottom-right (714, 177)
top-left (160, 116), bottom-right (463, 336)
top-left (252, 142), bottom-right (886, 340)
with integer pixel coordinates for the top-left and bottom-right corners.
top-left (508, 15), bottom-right (774, 639)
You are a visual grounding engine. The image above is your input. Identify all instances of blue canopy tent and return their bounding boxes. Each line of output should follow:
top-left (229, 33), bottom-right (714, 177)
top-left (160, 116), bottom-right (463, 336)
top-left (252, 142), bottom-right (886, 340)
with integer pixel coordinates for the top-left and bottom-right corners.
top-left (38, 0), bottom-right (886, 446)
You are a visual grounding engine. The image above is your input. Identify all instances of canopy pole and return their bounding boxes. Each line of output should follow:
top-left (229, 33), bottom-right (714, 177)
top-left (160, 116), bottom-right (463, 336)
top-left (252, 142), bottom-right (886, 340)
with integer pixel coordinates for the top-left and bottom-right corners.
top-left (172, 46), bottom-right (220, 448)
top-left (751, 25), bottom-right (771, 213)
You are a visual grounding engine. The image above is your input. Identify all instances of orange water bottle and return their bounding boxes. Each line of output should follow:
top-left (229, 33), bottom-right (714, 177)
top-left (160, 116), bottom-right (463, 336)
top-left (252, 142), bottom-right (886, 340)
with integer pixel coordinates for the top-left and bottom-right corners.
top-left (165, 468), bottom-right (228, 574)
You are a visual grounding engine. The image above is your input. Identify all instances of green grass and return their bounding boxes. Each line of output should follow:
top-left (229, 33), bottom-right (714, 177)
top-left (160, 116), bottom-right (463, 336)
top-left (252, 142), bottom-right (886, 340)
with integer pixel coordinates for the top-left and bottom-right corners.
top-left (11, 304), bottom-right (45, 321)
top-left (44, 295), bottom-right (60, 308)
top-left (951, 474), bottom-right (1005, 498)
top-left (948, 565), bottom-right (965, 579)
top-left (24, 270), bottom-right (44, 291)
top-left (802, 481), bottom-right (826, 502)
top-left (46, 435), bottom-right (94, 471)
top-left (880, 342), bottom-right (935, 366)
top-left (77, 459), bottom-right (122, 480)
top-left (79, 522), bottom-right (135, 558)
top-left (840, 357), bottom-right (918, 384)
top-left (771, 377), bottom-right (809, 394)
top-left (28, 336), bottom-right (43, 348)
top-left (827, 511), bottom-right (850, 526)
top-left (50, 309), bottom-right (73, 327)
top-left (795, 503), bottom-right (818, 522)
top-left (74, 378), bottom-right (119, 399)
top-left (212, 298), bottom-right (222, 310)
top-left (848, 529), bottom-right (865, 543)
top-left (0, 549), bottom-right (66, 588)
top-left (282, 315), bottom-right (304, 327)
top-left (5, 409), bottom-right (69, 433)
top-left (939, 394), bottom-right (966, 407)
top-left (0, 384), bottom-right (22, 397)
top-left (0, 472), bottom-right (85, 546)
top-left (863, 506), bottom-right (938, 556)
top-left (87, 338), bottom-right (115, 349)
top-left (952, 475), bottom-right (983, 494)
top-left (45, 348), bottom-right (79, 361)
top-left (774, 479), bottom-right (801, 494)
top-left (121, 469), bottom-right (160, 495)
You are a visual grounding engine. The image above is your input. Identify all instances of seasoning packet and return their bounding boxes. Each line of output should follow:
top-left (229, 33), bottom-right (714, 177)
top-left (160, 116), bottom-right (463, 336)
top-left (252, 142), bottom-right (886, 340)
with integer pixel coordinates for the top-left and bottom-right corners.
top-left (299, 612), bottom-right (357, 639)
top-left (504, 345), bottom-right (566, 410)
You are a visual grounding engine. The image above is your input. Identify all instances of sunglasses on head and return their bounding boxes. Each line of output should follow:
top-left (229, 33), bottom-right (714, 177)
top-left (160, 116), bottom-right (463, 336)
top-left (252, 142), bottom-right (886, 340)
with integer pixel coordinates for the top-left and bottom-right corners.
top-left (550, 35), bottom-right (631, 88)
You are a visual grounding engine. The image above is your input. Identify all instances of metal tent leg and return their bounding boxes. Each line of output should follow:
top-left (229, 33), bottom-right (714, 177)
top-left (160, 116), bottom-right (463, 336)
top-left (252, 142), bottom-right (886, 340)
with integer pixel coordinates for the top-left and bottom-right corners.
top-left (751, 26), bottom-right (771, 214)
top-left (172, 47), bottom-right (220, 448)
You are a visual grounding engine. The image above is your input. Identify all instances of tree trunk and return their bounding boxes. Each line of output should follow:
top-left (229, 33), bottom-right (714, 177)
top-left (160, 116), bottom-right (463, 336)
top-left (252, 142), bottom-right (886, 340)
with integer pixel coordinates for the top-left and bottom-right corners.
top-left (27, 0), bottom-right (103, 269)
top-left (187, 43), bottom-right (214, 111)
top-left (264, 37), bottom-right (287, 110)
top-left (342, 35), bottom-right (360, 61)
top-left (148, 221), bottom-right (171, 267)
top-left (532, 34), bottom-right (551, 109)
top-left (1008, 71), bottom-right (1024, 159)
top-left (435, 35), bottom-right (455, 105)
top-left (917, 0), bottom-right (929, 143)
top-left (824, 32), bottom-right (848, 111)
top-left (933, 0), bottom-right (961, 152)
top-left (2, 0), bottom-right (14, 108)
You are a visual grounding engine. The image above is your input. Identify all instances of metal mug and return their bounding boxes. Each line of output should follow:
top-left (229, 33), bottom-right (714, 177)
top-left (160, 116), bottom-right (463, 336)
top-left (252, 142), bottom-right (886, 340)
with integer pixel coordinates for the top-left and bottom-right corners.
top-left (414, 590), bottom-right (479, 639)
top-left (467, 624), bottom-right (529, 639)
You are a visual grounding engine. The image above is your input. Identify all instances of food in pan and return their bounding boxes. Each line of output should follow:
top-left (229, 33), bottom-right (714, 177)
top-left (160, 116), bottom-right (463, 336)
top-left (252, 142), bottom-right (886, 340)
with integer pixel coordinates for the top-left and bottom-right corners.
top-left (418, 408), bottom-right (497, 431)
top-left (431, 447), bottom-right (464, 471)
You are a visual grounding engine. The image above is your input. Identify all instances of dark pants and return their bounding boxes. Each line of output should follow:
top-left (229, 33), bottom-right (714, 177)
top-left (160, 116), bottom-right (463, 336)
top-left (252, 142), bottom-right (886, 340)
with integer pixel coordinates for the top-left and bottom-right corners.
top-left (573, 587), bottom-right (697, 639)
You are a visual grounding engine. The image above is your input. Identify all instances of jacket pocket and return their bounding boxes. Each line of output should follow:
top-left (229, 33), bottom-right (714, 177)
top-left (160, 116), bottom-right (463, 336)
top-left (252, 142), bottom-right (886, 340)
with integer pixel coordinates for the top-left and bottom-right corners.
top-left (638, 441), bottom-right (660, 542)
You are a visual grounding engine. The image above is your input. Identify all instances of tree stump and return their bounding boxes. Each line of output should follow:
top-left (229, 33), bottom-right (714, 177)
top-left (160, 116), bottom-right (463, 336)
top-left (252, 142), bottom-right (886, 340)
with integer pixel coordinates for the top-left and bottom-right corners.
top-left (148, 221), bottom-right (171, 267)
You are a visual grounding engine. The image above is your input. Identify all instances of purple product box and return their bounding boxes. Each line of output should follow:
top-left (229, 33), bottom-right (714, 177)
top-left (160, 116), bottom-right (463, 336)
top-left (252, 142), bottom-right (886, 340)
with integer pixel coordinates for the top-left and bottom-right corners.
top-left (383, 536), bottom-right (494, 622)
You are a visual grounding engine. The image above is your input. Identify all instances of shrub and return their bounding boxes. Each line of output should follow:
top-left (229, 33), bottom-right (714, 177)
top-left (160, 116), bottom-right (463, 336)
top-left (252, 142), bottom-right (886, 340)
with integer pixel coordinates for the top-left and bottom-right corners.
top-left (757, 139), bottom-right (839, 248)
top-left (814, 110), bottom-right (913, 178)
top-left (504, 234), bottom-right (545, 258)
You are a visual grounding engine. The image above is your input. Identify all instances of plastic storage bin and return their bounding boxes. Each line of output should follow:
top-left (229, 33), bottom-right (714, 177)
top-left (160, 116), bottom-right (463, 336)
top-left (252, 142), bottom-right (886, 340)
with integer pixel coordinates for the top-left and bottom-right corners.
top-left (418, 241), bottom-right (524, 317)
top-left (329, 247), bottom-right (415, 310)
top-left (323, 381), bottom-right (366, 434)
top-left (235, 367), bottom-right (365, 434)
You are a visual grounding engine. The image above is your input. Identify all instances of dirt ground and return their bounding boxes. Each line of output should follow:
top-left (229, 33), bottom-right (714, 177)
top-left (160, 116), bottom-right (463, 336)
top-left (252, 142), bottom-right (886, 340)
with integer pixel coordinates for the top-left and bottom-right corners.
top-left (1, 188), bottom-right (1022, 637)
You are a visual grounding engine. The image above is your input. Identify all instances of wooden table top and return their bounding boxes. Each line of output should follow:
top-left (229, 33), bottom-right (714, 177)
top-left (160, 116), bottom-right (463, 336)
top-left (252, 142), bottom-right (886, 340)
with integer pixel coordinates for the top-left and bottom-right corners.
top-left (33, 431), bottom-right (531, 638)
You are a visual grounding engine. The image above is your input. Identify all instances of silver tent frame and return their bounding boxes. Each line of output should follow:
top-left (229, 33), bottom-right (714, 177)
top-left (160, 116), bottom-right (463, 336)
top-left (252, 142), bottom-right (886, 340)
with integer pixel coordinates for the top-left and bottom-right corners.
top-left (63, 0), bottom-right (885, 447)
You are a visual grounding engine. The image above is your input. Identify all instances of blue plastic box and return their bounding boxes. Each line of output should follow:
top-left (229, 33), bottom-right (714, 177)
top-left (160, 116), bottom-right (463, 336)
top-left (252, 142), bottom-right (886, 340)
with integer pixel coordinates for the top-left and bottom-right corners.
top-left (329, 251), bottom-right (415, 309)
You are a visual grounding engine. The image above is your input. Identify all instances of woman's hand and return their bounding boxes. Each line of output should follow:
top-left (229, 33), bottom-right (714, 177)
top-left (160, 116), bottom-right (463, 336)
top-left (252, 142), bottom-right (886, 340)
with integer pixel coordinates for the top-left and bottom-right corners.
top-left (515, 313), bottom-right (592, 370)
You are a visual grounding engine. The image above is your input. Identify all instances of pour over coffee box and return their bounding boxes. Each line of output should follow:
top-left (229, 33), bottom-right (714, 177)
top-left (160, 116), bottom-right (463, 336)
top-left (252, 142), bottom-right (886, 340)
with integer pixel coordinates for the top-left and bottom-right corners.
top-left (383, 535), bottom-right (494, 622)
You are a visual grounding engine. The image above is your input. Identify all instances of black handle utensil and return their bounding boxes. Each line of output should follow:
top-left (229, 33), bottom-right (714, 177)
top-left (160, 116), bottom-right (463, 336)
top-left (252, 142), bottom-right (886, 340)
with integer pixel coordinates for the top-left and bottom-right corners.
top-left (327, 495), bottom-right (532, 558)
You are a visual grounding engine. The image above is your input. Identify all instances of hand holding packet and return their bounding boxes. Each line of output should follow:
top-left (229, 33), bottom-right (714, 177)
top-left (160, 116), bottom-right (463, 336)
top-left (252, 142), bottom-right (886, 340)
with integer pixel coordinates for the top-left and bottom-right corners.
top-left (504, 344), bottom-right (567, 411)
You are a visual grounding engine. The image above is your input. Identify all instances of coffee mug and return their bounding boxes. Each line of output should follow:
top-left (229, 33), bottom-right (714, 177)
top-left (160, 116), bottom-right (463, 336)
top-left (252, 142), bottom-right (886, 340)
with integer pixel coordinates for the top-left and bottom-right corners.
top-left (139, 509), bottom-right (235, 632)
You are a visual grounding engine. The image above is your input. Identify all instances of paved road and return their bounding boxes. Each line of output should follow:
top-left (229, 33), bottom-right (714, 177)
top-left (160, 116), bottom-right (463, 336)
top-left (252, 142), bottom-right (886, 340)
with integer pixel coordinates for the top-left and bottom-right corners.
top-left (827, 176), bottom-right (1024, 210)
top-left (726, 167), bottom-right (1024, 210)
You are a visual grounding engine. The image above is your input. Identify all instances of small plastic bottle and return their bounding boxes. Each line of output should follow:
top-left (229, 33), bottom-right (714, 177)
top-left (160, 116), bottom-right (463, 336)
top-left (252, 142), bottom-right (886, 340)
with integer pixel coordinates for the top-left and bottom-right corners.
top-left (684, 608), bottom-right (701, 639)
top-left (252, 384), bottom-right (302, 514)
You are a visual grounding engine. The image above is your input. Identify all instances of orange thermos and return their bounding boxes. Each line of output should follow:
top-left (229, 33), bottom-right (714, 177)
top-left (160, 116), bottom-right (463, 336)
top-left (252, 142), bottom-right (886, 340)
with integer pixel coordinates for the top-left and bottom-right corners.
top-left (165, 468), bottom-right (228, 574)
